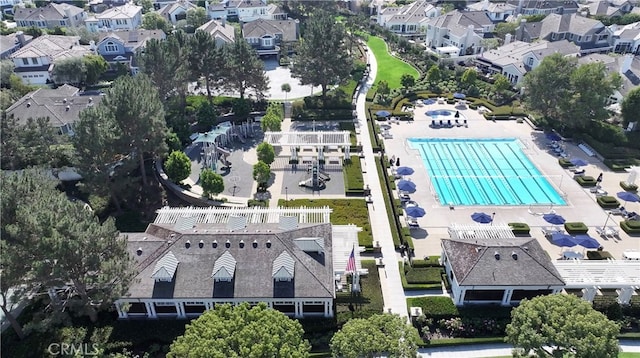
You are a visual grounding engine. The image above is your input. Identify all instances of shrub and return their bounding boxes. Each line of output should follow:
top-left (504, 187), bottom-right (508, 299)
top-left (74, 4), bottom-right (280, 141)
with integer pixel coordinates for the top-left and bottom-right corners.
top-left (564, 222), bottom-right (589, 235)
top-left (620, 220), bottom-right (640, 235)
top-left (620, 181), bottom-right (639, 192)
top-left (586, 251), bottom-right (614, 260)
top-left (596, 196), bottom-right (621, 209)
top-left (412, 256), bottom-right (441, 268)
top-left (164, 150), bottom-right (192, 183)
top-left (508, 222), bottom-right (530, 235)
top-left (400, 263), bottom-right (443, 290)
top-left (558, 158), bottom-right (573, 168)
top-left (576, 176), bottom-right (597, 187)
top-left (407, 296), bottom-right (458, 319)
top-left (404, 266), bottom-right (443, 284)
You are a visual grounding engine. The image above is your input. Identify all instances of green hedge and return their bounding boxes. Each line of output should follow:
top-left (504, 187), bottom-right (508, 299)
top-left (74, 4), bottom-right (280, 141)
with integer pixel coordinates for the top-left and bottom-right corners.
top-left (404, 266), bottom-right (443, 284)
top-left (586, 251), bottom-right (614, 260)
top-left (292, 109), bottom-right (354, 121)
top-left (376, 158), bottom-right (401, 249)
top-left (508, 222), bottom-right (530, 235)
top-left (620, 181), bottom-right (639, 192)
top-left (399, 263), bottom-right (443, 291)
top-left (343, 155), bottom-right (365, 196)
top-left (412, 256), bottom-right (441, 267)
top-left (597, 196), bottom-right (621, 209)
top-left (558, 158), bottom-right (573, 168)
top-left (620, 220), bottom-right (640, 235)
top-left (564, 222), bottom-right (589, 235)
top-left (425, 337), bottom-right (506, 347)
top-left (604, 159), bottom-right (634, 171)
top-left (406, 296), bottom-right (458, 319)
top-left (576, 176), bottom-right (598, 187)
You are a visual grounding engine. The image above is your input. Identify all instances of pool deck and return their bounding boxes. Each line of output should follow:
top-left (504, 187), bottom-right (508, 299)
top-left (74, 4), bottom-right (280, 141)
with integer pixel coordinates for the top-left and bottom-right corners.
top-left (380, 103), bottom-right (639, 261)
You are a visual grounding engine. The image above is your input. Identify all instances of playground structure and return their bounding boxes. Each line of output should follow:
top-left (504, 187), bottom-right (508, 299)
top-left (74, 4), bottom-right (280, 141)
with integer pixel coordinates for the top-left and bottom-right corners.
top-left (298, 160), bottom-right (329, 191)
top-left (192, 120), bottom-right (256, 171)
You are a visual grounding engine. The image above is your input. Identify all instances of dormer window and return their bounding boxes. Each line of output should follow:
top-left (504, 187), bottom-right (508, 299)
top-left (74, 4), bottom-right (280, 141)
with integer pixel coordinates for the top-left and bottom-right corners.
top-left (105, 41), bottom-right (118, 53)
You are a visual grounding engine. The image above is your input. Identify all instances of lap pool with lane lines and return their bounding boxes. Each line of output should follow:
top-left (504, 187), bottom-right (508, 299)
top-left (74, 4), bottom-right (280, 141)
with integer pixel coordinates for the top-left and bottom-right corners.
top-left (408, 138), bottom-right (566, 206)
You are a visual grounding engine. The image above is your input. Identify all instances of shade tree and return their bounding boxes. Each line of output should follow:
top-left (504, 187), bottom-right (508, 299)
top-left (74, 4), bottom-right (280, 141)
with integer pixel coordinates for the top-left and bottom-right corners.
top-left (222, 37), bottom-right (269, 99)
top-left (164, 150), bottom-right (191, 183)
top-left (252, 161), bottom-right (271, 188)
top-left (256, 142), bottom-right (275, 166)
top-left (523, 53), bottom-right (576, 119)
top-left (199, 168), bottom-right (224, 198)
top-left (621, 87), bottom-right (640, 128)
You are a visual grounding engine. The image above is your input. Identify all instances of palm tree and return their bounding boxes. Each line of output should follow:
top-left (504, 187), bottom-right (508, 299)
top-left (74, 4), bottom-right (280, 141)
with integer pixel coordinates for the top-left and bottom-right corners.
top-left (281, 83), bottom-right (291, 101)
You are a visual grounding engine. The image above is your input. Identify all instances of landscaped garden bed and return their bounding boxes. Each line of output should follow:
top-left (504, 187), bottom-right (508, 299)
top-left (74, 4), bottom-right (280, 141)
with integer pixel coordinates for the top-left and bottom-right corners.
top-left (620, 220), bottom-right (640, 235)
top-left (399, 262), bottom-right (444, 291)
top-left (596, 196), bottom-right (621, 209)
top-left (343, 155), bottom-right (365, 196)
top-left (576, 176), bottom-right (598, 187)
top-left (335, 260), bottom-right (384, 324)
top-left (564, 222), bottom-right (589, 235)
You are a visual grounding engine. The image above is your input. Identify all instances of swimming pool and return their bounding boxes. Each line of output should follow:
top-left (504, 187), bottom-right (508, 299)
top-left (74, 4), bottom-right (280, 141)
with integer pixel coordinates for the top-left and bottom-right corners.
top-left (408, 138), bottom-right (566, 206)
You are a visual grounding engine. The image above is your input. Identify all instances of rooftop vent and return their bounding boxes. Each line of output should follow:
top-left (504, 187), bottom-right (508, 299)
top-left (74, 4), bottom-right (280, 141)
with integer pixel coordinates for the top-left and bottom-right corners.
top-left (475, 247), bottom-right (482, 253)
top-left (239, 240), bottom-right (244, 248)
top-left (136, 247), bottom-right (143, 256)
top-left (266, 240), bottom-right (272, 248)
top-left (63, 98), bottom-right (67, 103)
top-left (199, 240), bottom-right (204, 248)
top-left (512, 251), bottom-right (518, 260)
top-left (88, 97), bottom-right (93, 103)
top-left (212, 240), bottom-right (218, 248)
top-left (65, 105), bottom-right (70, 111)
top-left (225, 240), bottom-right (231, 248)
top-left (185, 240), bottom-right (191, 248)
top-left (26, 102), bottom-right (31, 107)
top-left (253, 240), bottom-right (258, 248)
top-left (494, 251), bottom-right (500, 260)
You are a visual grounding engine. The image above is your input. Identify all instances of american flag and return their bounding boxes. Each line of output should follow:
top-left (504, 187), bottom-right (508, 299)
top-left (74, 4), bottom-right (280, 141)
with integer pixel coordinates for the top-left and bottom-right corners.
top-left (345, 247), bottom-right (356, 273)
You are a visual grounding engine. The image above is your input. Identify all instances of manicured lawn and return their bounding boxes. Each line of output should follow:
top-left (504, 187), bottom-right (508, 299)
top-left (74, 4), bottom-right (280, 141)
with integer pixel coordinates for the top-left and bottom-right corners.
top-left (335, 260), bottom-right (384, 321)
top-left (366, 36), bottom-right (419, 89)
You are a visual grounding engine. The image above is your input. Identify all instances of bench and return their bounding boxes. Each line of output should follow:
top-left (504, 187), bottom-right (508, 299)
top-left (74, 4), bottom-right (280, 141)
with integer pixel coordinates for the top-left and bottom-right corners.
top-left (578, 143), bottom-right (595, 157)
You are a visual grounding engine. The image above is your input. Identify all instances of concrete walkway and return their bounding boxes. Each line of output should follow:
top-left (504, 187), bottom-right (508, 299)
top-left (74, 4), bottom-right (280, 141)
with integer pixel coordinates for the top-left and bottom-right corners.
top-left (355, 45), bottom-right (408, 317)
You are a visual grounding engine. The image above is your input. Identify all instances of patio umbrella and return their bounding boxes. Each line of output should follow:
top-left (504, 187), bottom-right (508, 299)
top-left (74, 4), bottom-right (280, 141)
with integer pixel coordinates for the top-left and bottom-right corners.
top-left (397, 180), bottom-right (416, 193)
top-left (453, 92), bottom-right (466, 99)
top-left (550, 232), bottom-right (578, 247)
top-left (405, 205), bottom-right (426, 218)
top-left (546, 132), bottom-right (562, 141)
top-left (617, 191), bottom-right (640, 204)
top-left (573, 234), bottom-right (601, 249)
top-left (471, 212), bottom-right (493, 224)
top-left (543, 213), bottom-right (566, 225)
top-left (569, 158), bottom-right (589, 167)
top-left (423, 99), bottom-right (436, 105)
top-left (376, 110), bottom-right (391, 117)
top-left (395, 166), bottom-right (414, 176)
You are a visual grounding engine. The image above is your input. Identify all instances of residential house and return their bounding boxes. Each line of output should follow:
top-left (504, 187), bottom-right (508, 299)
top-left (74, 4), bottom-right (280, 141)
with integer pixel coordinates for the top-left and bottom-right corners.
top-left (580, 0), bottom-right (634, 18)
top-left (507, 0), bottom-right (579, 15)
top-left (515, 13), bottom-right (613, 54)
top-left (158, 0), bottom-right (198, 24)
top-left (610, 21), bottom-right (640, 54)
top-left (85, 3), bottom-right (143, 32)
top-left (242, 18), bottom-right (298, 57)
top-left (0, 31), bottom-right (32, 59)
top-left (197, 19), bottom-right (235, 47)
top-left (467, 0), bottom-right (517, 22)
top-left (95, 29), bottom-right (166, 74)
top-left (5, 84), bottom-right (103, 135)
top-left (14, 3), bottom-right (86, 29)
top-left (9, 35), bottom-right (91, 84)
top-left (88, 0), bottom-right (129, 14)
top-left (578, 53), bottom-right (639, 105)
top-left (226, 0), bottom-right (270, 23)
top-left (376, 0), bottom-right (440, 39)
top-left (266, 3), bottom-right (287, 20)
top-left (0, 0), bottom-right (23, 17)
top-left (425, 10), bottom-right (495, 57)
top-left (441, 237), bottom-right (565, 306)
top-left (206, 0), bottom-right (226, 19)
top-left (475, 38), bottom-right (580, 84)
top-left (113, 206), bottom-right (365, 320)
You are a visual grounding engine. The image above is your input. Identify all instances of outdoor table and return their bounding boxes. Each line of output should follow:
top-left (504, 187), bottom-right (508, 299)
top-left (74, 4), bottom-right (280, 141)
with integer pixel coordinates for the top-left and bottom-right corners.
top-left (562, 251), bottom-right (584, 260)
top-left (623, 251), bottom-right (640, 260)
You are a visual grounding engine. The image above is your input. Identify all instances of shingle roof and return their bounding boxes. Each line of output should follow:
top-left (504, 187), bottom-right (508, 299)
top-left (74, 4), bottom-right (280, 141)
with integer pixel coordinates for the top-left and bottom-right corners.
top-left (242, 19), bottom-right (298, 42)
top-left (380, 0), bottom-right (437, 25)
top-left (5, 85), bottom-right (104, 128)
top-left (442, 238), bottom-right (565, 286)
top-left (427, 10), bottom-right (493, 37)
top-left (227, 0), bottom-right (267, 9)
top-left (507, 0), bottom-right (579, 11)
top-left (478, 39), bottom-right (579, 72)
top-left (93, 3), bottom-right (142, 20)
top-left (468, 1), bottom-right (517, 13)
top-left (9, 35), bottom-right (87, 60)
top-left (157, 0), bottom-right (197, 17)
top-left (14, 3), bottom-right (84, 22)
top-left (578, 53), bottom-right (640, 96)
top-left (125, 222), bottom-right (334, 299)
top-left (540, 13), bottom-right (603, 38)
top-left (98, 29), bottom-right (166, 52)
top-left (197, 19), bottom-right (236, 43)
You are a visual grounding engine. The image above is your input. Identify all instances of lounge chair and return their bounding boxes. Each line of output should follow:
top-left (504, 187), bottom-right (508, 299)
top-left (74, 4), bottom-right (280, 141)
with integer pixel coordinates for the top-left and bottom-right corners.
top-left (431, 119), bottom-right (437, 128)
top-left (573, 168), bottom-right (585, 175)
top-left (439, 119), bottom-right (444, 127)
top-left (609, 207), bottom-right (628, 216)
top-left (446, 119), bottom-right (452, 127)
top-left (455, 119), bottom-right (461, 127)
top-left (463, 119), bottom-right (468, 127)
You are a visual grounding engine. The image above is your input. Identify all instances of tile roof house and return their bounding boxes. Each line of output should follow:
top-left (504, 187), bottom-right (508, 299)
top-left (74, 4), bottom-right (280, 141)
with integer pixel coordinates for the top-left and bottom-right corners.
top-left (114, 206), bottom-right (364, 319)
top-left (5, 84), bottom-right (103, 135)
top-left (441, 237), bottom-right (565, 306)
top-left (425, 10), bottom-right (495, 57)
top-left (242, 18), bottom-right (298, 57)
top-left (0, 31), bottom-right (32, 59)
top-left (467, 0), bottom-right (517, 22)
top-left (610, 21), bottom-right (640, 54)
top-left (475, 38), bottom-right (580, 84)
top-left (157, 0), bottom-right (198, 24)
top-left (95, 29), bottom-right (167, 75)
top-left (516, 14), bottom-right (613, 54)
top-left (376, 0), bottom-right (440, 39)
top-left (9, 35), bottom-right (91, 85)
top-left (578, 53), bottom-right (639, 104)
top-left (507, 0), bottom-right (579, 16)
top-left (197, 19), bottom-right (235, 47)
top-left (85, 3), bottom-right (143, 32)
top-left (14, 3), bottom-right (86, 29)
top-left (225, 0), bottom-right (270, 23)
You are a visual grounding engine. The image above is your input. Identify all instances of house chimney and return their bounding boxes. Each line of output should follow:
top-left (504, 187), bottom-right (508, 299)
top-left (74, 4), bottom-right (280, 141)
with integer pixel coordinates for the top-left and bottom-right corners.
top-left (504, 33), bottom-right (512, 45)
top-left (89, 40), bottom-right (96, 51)
top-left (221, 16), bottom-right (226, 26)
top-left (16, 31), bottom-right (26, 46)
top-left (621, 53), bottom-right (633, 74)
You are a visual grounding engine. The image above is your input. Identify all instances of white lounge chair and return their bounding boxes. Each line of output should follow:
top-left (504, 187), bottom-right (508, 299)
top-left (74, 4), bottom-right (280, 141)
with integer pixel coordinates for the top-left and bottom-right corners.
top-left (609, 207), bottom-right (628, 216)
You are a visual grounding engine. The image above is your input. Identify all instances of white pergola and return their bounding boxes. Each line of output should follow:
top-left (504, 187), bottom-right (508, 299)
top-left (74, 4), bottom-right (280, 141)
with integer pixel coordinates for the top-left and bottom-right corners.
top-left (554, 260), bottom-right (640, 304)
top-left (263, 131), bottom-right (352, 161)
top-left (448, 224), bottom-right (516, 240)
top-left (332, 224), bottom-right (367, 276)
top-left (154, 206), bottom-right (332, 225)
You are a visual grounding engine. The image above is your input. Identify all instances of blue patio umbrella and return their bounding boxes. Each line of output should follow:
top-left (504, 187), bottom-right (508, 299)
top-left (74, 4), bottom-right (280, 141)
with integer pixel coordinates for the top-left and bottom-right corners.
top-left (405, 205), bottom-right (426, 218)
top-left (543, 213), bottom-right (566, 225)
top-left (573, 234), bottom-right (601, 249)
top-left (395, 166), bottom-right (414, 176)
top-left (550, 232), bottom-right (578, 247)
top-left (376, 110), bottom-right (392, 117)
top-left (453, 92), bottom-right (466, 99)
top-left (397, 180), bottom-right (417, 193)
top-left (569, 158), bottom-right (589, 167)
top-left (617, 191), bottom-right (640, 204)
top-left (546, 132), bottom-right (562, 141)
top-left (423, 99), bottom-right (436, 105)
top-left (471, 212), bottom-right (493, 224)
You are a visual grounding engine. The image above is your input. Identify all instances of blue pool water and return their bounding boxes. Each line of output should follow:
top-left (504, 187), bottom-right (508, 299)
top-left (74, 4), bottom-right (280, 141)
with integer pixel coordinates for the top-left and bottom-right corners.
top-left (408, 138), bottom-right (566, 206)
top-left (426, 110), bottom-right (453, 117)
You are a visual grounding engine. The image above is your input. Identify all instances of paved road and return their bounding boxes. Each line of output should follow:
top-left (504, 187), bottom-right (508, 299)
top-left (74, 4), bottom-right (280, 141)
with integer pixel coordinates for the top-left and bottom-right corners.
top-left (418, 340), bottom-right (640, 357)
